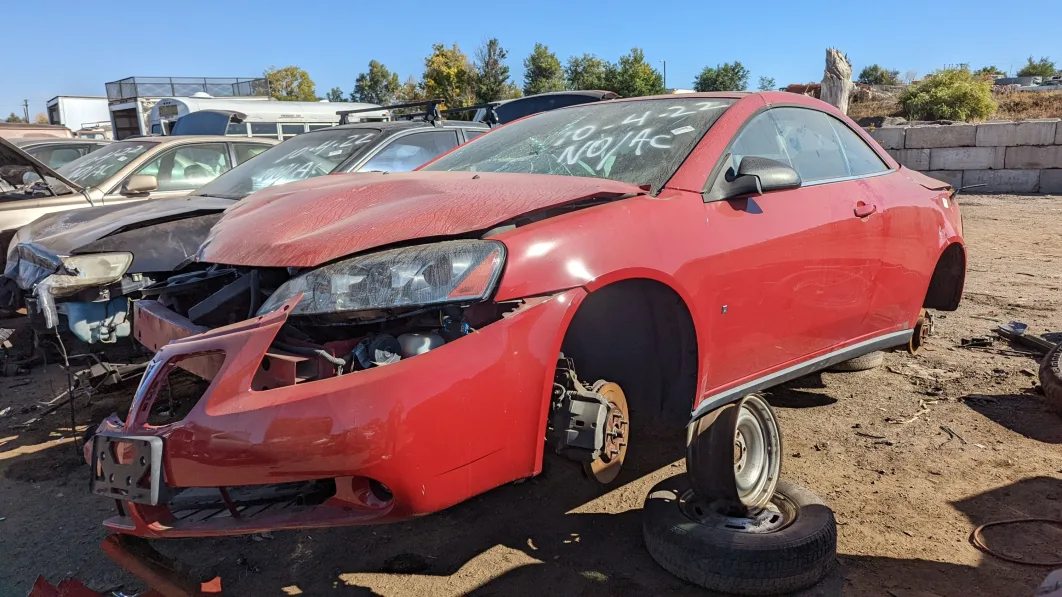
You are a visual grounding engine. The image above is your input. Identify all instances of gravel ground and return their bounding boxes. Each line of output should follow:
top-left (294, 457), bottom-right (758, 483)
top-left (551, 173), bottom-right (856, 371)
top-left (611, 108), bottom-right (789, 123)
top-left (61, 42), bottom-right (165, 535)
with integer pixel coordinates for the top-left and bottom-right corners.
top-left (1, 193), bottom-right (1061, 597)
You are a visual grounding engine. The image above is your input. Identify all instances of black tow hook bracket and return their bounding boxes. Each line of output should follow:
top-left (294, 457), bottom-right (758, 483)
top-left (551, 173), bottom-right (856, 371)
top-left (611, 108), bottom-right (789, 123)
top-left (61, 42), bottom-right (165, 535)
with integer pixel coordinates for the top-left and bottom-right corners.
top-left (548, 356), bottom-right (609, 463)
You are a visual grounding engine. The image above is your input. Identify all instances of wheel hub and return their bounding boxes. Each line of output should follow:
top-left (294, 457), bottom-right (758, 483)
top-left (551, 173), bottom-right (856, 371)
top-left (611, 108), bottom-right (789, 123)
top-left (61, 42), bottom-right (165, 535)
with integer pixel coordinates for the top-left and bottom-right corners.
top-left (908, 309), bottom-right (934, 354)
top-left (678, 487), bottom-right (795, 534)
top-left (583, 380), bottom-right (629, 484)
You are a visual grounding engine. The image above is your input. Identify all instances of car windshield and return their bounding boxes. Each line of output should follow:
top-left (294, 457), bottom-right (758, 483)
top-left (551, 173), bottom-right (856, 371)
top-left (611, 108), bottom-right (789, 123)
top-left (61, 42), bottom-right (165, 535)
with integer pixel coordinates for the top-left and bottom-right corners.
top-left (194, 128), bottom-right (381, 199)
top-left (57, 141), bottom-right (152, 189)
top-left (424, 97), bottom-right (735, 191)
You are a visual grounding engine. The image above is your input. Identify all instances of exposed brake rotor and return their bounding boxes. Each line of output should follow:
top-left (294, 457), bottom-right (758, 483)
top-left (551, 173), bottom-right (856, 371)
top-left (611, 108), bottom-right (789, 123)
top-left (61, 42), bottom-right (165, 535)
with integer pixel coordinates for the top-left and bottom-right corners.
top-left (582, 380), bottom-right (630, 484)
top-left (909, 309), bottom-right (934, 354)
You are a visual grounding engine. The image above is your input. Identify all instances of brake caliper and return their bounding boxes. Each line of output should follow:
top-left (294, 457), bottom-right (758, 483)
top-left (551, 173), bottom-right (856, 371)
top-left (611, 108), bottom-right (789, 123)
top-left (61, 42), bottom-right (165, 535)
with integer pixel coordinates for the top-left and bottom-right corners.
top-left (547, 356), bottom-right (611, 463)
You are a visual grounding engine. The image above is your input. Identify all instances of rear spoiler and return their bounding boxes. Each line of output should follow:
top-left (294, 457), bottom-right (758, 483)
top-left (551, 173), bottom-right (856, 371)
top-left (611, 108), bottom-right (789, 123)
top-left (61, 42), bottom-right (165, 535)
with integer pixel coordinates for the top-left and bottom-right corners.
top-left (338, 100), bottom-right (501, 126)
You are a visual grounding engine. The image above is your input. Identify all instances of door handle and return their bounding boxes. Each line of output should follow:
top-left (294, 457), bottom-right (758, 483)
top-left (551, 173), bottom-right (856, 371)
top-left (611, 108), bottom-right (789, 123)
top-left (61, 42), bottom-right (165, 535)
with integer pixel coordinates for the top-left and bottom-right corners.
top-left (854, 202), bottom-right (878, 218)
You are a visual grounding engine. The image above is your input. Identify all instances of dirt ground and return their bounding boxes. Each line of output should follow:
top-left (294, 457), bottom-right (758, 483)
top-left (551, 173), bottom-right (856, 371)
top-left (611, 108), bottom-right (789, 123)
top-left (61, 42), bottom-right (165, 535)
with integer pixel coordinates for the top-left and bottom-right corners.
top-left (2, 193), bottom-right (1061, 597)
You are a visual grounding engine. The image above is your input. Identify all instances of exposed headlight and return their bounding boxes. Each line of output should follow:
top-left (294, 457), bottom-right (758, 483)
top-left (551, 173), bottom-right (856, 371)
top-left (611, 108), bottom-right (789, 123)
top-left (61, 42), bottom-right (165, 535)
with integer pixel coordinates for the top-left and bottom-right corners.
top-left (259, 240), bottom-right (506, 316)
top-left (46, 252), bottom-right (133, 296)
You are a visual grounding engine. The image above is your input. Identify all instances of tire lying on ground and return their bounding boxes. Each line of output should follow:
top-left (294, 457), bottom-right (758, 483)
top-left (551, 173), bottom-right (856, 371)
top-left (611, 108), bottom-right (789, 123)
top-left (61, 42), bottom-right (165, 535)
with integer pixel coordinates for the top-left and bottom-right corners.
top-left (828, 350), bottom-right (885, 372)
top-left (642, 474), bottom-right (836, 596)
top-left (1040, 343), bottom-right (1062, 414)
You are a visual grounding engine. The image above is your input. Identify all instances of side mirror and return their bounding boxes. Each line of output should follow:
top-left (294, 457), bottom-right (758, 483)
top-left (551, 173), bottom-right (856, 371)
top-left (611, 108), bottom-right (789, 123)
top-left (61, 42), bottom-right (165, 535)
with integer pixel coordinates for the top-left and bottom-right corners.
top-left (721, 156), bottom-right (801, 200)
top-left (123, 174), bottom-right (158, 195)
top-left (22, 171), bottom-right (42, 185)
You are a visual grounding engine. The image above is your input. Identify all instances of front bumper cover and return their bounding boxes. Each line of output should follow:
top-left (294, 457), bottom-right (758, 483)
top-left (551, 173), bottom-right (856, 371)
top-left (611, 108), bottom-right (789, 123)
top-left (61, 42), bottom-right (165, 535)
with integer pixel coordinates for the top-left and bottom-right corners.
top-left (98, 289), bottom-right (586, 538)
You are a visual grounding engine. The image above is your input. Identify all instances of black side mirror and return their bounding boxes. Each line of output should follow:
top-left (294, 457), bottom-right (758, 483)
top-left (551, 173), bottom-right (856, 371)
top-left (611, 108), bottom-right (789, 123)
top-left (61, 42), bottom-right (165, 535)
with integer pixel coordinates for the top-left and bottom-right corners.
top-left (721, 156), bottom-right (801, 200)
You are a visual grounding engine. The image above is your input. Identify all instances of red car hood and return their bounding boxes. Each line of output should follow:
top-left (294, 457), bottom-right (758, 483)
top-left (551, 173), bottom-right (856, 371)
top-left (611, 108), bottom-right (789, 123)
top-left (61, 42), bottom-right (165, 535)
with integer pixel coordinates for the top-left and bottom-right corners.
top-left (198, 171), bottom-right (645, 267)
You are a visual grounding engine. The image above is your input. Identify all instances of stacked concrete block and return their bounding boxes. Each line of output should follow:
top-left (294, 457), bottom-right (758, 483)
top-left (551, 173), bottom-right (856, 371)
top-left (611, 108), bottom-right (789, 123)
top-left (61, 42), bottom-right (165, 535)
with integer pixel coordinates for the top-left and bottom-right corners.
top-left (1041, 170), bottom-right (1062, 194)
top-left (963, 170), bottom-right (1040, 193)
top-left (866, 118), bottom-right (1062, 193)
top-left (975, 121), bottom-right (1056, 146)
top-left (869, 127), bottom-right (905, 150)
top-left (929, 147), bottom-right (1005, 170)
top-left (904, 125), bottom-right (976, 148)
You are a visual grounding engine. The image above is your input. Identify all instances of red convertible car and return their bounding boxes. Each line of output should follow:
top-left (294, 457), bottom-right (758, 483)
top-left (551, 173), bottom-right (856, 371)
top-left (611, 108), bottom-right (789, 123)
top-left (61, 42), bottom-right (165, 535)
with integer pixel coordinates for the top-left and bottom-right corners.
top-left (92, 92), bottom-right (964, 594)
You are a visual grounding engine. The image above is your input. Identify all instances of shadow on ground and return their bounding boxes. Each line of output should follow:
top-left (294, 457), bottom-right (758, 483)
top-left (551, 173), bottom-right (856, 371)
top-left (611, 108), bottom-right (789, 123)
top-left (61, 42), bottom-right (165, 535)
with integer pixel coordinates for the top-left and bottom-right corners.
top-left (963, 391), bottom-right (1062, 444)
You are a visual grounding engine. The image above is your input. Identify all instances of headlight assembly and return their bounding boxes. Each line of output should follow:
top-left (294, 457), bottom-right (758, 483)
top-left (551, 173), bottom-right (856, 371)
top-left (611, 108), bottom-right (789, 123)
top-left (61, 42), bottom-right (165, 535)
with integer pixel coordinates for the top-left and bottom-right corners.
top-left (46, 252), bottom-right (133, 296)
top-left (258, 240), bottom-right (506, 316)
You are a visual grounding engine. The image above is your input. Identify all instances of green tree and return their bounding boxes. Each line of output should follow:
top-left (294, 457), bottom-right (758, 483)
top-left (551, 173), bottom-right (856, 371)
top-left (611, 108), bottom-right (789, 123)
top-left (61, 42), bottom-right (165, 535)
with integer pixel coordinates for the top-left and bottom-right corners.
top-left (325, 87), bottom-right (345, 103)
top-left (693, 61), bottom-right (750, 92)
top-left (1016, 56), bottom-right (1057, 78)
top-left (264, 65), bottom-right (318, 101)
top-left (857, 64), bottom-right (901, 85)
top-left (523, 43), bottom-right (565, 95)
top-left (899, 68), bottom-right (996, 121)
top-left (5, 113), bottom-right (24, 123)
top-left (394, 76), bottom-right (426, 103)
top-left (423, 43), bottom-right (477, 108)
top-left (474, 38), bottom-right (520, 103)
top-left (353, 60), bottom-right (400, 105)
top-left (973, 65), bottom-right (1006, 80)
top-left (565, 53), bottom-right (611, 91)
top-left (606, 48), bottom-right (665, 97)
top-left (757, 76), bottom-right (777, 91)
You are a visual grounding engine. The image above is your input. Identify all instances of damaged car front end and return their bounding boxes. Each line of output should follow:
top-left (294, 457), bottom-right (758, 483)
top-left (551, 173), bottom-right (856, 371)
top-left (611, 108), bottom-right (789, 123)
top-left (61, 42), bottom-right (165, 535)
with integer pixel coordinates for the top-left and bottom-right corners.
top-left (93, 96), bottom-right (741, 539)
top-left (2, 118), bottom-right (487, 347)
top-left (100, 171), bottom-right (653, 537)
top-left (3, 199), bottom-right (231, 344)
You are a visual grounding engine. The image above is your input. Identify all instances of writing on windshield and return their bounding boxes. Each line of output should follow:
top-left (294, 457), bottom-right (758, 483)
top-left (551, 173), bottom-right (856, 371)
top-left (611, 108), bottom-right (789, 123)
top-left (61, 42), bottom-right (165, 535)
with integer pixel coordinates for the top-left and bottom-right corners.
top-left (424, 98), bottom-right (734, 191)
top-left (58, 143), bottom-right (150, 189)
top-left (195, 129), bottom-right (380, 199)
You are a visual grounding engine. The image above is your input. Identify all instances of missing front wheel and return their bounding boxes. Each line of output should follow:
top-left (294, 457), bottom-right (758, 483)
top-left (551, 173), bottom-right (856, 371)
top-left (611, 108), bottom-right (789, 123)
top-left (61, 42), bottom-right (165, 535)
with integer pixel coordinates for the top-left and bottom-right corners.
top-left (547, 356), bottom-right (629, 483)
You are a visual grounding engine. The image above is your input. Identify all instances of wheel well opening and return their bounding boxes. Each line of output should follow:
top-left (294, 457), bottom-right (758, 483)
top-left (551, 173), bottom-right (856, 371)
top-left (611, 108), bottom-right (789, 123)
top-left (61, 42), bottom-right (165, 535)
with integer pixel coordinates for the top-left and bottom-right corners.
top-left (560, 279), bottom-right (699, 428)
top-left (924, 243), bottom-right (966, 311)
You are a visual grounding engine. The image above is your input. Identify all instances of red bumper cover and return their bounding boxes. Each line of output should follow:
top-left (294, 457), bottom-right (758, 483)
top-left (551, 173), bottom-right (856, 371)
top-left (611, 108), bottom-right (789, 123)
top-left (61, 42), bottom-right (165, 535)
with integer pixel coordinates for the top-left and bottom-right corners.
top-left (104, 290), bottom-right (585, 537)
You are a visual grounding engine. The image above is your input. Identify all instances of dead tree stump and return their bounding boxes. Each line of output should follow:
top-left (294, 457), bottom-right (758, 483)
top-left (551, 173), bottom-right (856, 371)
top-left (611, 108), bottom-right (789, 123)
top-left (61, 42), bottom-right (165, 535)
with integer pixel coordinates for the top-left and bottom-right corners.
top-left (821, 48), bottom-right (854, 113)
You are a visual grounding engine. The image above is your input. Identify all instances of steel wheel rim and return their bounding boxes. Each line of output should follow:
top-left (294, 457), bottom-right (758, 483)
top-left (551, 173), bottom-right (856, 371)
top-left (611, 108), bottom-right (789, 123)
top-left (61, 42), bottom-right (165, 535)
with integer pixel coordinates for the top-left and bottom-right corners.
top-left (679, 487), bottom-right (796, 534)
top-left (734, 395), bottom-right (781, 510)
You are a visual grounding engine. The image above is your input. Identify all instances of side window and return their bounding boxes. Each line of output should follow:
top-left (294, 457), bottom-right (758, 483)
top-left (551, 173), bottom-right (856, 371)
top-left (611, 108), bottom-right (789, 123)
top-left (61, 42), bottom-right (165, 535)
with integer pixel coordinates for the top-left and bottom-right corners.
top-left (357, 131), bottom-right (459, 173)
top-left (133, 144), bottom-right (232, 192)
top-left (48, 147), bottom-right (86, 168)
top-left (226, 122), bottom-right (249, 137)
top-left (234, 143), bottom-right (270, 165)
top-left (827, 118), bottom-right (888, 176)
top-left (250, 123), bottom-right (280, 138)
top-left (729, 112), bottom-right (792, 170)
top-left (770, 108), bottom-right (850, 182)
top-left (464, 129), bottom-right (486, 141)
top-left (281, 124), bottom-right (305, 139)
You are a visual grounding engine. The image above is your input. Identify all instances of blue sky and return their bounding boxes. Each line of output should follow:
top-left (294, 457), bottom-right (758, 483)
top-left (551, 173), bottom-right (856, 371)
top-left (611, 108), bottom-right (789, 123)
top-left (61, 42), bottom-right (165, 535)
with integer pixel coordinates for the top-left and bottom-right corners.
top-left (4, 0), bottom-right (1057, 118)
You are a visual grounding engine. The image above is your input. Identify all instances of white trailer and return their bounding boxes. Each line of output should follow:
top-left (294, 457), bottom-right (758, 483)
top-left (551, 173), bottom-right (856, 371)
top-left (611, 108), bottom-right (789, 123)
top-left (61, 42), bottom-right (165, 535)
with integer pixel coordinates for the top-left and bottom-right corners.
top-left (46, 96), bottom-right (112, 138)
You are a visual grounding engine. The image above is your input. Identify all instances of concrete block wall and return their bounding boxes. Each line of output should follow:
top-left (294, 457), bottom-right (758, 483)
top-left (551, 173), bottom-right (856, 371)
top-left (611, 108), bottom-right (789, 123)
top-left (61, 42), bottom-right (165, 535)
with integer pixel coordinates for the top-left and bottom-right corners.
top-left (867, 119), bottom-right (1062, 193)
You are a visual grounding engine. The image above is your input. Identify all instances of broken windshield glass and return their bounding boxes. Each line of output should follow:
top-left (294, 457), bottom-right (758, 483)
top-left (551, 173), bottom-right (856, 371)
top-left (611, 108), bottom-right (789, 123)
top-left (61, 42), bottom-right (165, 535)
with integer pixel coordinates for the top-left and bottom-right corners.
top-left (423, 98), bottom-right (735, 192)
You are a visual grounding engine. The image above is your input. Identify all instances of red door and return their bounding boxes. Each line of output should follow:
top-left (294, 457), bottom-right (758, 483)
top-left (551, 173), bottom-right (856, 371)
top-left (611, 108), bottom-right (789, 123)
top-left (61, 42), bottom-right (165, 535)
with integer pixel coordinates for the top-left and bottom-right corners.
top-left (698, 107), bottom-right (888, 395)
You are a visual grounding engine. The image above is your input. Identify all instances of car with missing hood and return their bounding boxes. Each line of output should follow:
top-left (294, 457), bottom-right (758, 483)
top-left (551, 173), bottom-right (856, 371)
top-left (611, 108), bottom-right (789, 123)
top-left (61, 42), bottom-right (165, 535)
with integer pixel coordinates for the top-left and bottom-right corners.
top-left (1, 134), bottom-right (278, 258)
top-left (2, 118), bottom-right (486, 344)
top-left (92, 92), bottom-right (964, 595)
top-left (0, 136), bottom-right (97, 255)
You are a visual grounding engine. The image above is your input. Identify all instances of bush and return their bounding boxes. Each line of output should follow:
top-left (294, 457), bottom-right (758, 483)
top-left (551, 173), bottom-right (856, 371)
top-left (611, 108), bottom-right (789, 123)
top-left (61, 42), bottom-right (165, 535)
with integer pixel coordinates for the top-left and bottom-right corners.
top-left (899, 69), bottom-right (996, 121)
